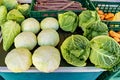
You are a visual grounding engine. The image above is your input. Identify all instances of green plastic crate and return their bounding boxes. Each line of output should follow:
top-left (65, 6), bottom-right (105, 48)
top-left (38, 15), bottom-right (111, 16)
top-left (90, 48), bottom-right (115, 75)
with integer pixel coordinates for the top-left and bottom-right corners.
top-left (29, 0), bottom-right (95, 21)
top-left (92, 1), bottom-right (120, 31)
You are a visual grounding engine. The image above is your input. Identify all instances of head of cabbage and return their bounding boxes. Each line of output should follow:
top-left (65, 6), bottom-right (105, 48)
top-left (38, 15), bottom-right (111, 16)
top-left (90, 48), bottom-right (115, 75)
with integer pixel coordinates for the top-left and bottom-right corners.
top-left (90, 35), bottom-right (120, 71)
top-left (14, 32), bottom-right (37, 50)
top-left (61, 35), bottom-right (90, 66)
top-left (21, 18), bottom-right (40, 34)
top-left (3, 0), bottom-right (18, 11)
top-left (58, 11), bottom-right (78, 33)
top-left (40, 17), bottom-right (59, 30)
top-left (32, 46), bottom-right (61, 73)
top-left (37, 29), bottom-right (60, 46)
top-left (79, 10), bottom-right (100, 31)
top-left (5, 48), bottom-right (32, 73)
top-left (83, 21), bottom-right (108, 40)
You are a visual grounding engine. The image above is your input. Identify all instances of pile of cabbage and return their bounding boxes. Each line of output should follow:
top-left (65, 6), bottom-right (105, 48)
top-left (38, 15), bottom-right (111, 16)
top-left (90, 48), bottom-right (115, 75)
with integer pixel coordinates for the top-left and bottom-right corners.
top-left (0, 0), bottom-right (61, 73)
top-left (59, 10), bottom-right (120, 71)
top-left (1, 0), bottom-right (120, 73)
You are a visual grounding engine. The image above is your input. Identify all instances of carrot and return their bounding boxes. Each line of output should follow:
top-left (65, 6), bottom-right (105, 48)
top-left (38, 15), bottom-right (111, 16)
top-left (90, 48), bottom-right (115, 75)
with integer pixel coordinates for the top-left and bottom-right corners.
top-left (98, 10), bottom-right (104, 15)
top-left (105, 13), bottom-right (114, 20)
top-left (113, 37), bottom-right (120, 42)
top-left (106, 17), bottom-right (114, 21)
top-left (117, 31), bottom-right (120, 34)
top-left (99, 14), bottom-right (105, 20)
top-left (109, 30), bottom-right (120, 38)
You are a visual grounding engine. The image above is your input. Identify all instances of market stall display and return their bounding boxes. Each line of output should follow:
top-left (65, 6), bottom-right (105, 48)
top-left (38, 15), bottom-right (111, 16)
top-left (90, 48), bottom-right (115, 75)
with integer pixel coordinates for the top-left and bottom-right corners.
top-left (0, 0), bottom-right (120, 80)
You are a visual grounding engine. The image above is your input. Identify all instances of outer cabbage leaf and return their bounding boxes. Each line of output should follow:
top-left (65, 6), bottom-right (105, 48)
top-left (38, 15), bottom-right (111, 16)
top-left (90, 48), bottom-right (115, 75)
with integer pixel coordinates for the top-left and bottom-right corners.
top-left (0, 0), bottom-right (3, 5)
top-left (7, 9), bottom-right (25, 23)
top-left (17, 4), bottom-right (30, 17)
top-left (61, 35), bottom-right (90, 66)
top-left (79, 10), bottom-right (100, 31)
top-left (3, 0), bottom-right (18, 11)
top-left (90, 35), bottom-right (120, 70)
top-left (0, 6), bottom-right (7, 26)
top-left (1, 20), bottom-right (21, 51)
top-left (5, 48), bottom-right (32, 72)
top-left (58, 11), bottom-right (78, 33)
top-left (83, 21), bottom-right (108, 40)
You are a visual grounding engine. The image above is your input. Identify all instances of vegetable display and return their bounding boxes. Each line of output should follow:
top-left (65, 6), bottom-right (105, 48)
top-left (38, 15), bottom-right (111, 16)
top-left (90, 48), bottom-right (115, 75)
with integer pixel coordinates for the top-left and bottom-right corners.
top-left (5, 48), bottom-right (32, 72)
top-left (61, 35), bottom-right (90, 66)
top-left (0, 0), bottom-right (120, 73)
top-left (58, 11), bottom-right (78, 32)
top-left (90, 35), bottom-right (120, 70)
top-left (1, 20), bottom-right (21, 51)
top-left (32, 46), bottom-right (61, 73)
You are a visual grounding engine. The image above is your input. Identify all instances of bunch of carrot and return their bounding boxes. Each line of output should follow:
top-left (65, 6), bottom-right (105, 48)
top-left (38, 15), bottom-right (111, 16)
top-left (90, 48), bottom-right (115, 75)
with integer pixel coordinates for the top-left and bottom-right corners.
top-left (109, 30), bottom-right (120, 44)
top-left (97, 8), bottom-right (115, 21)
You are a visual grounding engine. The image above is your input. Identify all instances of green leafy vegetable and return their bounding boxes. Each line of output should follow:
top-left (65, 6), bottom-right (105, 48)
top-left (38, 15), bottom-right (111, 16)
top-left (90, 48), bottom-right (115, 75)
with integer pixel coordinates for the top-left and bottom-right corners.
top-left (83, 21), bottom-right (108, 40)
top-left (58, 11), bottom-right (78, 32)
top-left (14, 32), bottom-right (37, 50)
top-left (7, 9), bottom-right (25, 23)
top-left (37, 29), bottom-right (60, 46)
top-left (17, 4), bottom-right (30, 17)
top-left (79, 10), bottom-right (100, 31)
top-left (1, 20), bottom-right (21, 51)
top-left (3, 0), bottom-right (18, 11)
top-left (0, 0), bottom-right (3, 5)
top-left (41, 17), bottom-right (59, 30)
top-left (0, 6), bottom-right (7, 26)
top-left (21, 18), bottom-right (40, 34)
top-left (5, 48), bottom-right (32, 72)
top-left (32, 46), bottom-right (61, 73)
top-left (61, 35), bottom-right (90, 66)
top-left (90, 35), bottom-right (120, 70)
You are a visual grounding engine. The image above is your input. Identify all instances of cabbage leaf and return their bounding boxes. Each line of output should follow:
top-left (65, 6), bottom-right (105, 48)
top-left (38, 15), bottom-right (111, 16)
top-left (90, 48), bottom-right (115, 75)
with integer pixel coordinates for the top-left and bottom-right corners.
top-left (1, 20), bottom-right (21, 51)
top-left (90, 35), bottom-right (120, 70)
top-left (61, 35), bottom-right (90, 66)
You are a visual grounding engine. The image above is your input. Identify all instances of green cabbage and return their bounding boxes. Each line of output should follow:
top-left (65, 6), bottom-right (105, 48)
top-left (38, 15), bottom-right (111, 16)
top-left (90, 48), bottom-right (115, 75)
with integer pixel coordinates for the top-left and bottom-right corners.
top-left (90, 35), bottom-right (120, 70)
top-left (17, 4), bottom-right (30, 17)
top-left (7, 9), bottom-right (25, 23)
top-left (41, 17), bottom-right (59, 30)
top-left (79, 10), bottom-right (100, 31)
top-left (0, 0), bottom-right (3, 5)
top-left (0, 6), bottom-right (7, 26)
top-left (5, 48), bottom-right (32, 72)
top-left (58, 11), bottom-right (78, 33)
top-left (37, 29), bottom-right (60, 46)
top-left (3, 0), bottom-right (18, 11)
top-left (1, 20), bottom-right (21, 51)
top-left (32, 46), bottom-right (61, 73)
top-left (61, 35), bottom-right (90, 66)
top-left (14, 32), bottom-right (37, 50)
top-left (83, 21), bottom-right (108, 40)
top-left (21, 18), bottom-right (40, 34)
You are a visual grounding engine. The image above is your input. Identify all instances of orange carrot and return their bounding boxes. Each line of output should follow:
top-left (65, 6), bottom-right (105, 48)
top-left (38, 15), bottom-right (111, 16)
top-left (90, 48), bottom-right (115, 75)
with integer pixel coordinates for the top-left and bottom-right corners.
top-left (105, 13), bottom-right (114, 20)
top-left (98, 10), bottom-right (104, 15)
top-left (113, 37), bottom-right (120, 42)
top-left (109, 30), bottom-right (120, 38)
